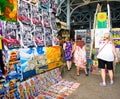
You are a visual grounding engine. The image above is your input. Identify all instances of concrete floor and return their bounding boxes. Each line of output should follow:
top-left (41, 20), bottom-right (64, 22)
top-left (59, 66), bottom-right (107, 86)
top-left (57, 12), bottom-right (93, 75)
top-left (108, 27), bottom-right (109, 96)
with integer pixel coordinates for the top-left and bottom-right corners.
top-left (61, 65), bottom-right (120, 99)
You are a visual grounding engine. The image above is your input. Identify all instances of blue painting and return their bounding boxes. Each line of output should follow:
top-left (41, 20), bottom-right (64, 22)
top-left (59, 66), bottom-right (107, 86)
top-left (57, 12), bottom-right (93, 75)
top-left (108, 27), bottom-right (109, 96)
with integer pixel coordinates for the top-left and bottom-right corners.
top-left (20, 47), bottom-right (46, 80)
top-left (33, 47), bottom-right (48, 74)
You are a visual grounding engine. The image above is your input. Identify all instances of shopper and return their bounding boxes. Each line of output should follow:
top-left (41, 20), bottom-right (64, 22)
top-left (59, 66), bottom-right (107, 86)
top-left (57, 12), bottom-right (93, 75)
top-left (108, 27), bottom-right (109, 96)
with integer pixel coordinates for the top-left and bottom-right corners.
top-left (63, 37), bottom-right (73, 70)
top-left (72, 35), bottom-right (88, 76)
top-left (97, 33), bottom-right (118, 87)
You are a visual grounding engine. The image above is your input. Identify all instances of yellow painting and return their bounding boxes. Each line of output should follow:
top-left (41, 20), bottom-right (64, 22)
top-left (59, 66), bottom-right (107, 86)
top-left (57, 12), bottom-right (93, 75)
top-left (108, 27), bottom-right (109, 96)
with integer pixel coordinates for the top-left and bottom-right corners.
top-left (46, 46), bottom-right (61, 64)
top-left (46, 46), bottom-right (63, 70)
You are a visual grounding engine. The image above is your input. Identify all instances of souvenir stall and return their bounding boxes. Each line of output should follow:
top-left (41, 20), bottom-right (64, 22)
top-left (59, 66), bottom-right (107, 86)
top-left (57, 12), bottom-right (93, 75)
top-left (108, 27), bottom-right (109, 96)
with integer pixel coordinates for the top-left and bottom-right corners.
top-left (90, 3), bottom-right (110, 74)
top-left (90, 3), bottom-right (120, 74)
top-left (0, 0), bottom-right (80, 99)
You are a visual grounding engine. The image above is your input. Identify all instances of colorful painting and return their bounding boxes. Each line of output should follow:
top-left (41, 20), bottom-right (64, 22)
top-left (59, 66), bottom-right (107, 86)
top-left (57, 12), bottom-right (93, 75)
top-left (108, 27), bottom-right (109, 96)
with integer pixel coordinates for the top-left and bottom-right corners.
top-left (46, 46), bottom-right (61, 63)
top-left (2, 21), bottom-right (20, 49)
top-left (2, 49), bottom-right (23, 82)
top-left (50, 0), bottom-right (58, 13)
top-left (97, 12), bottom-right (107, 28)
top-left (44, 27), bottom-right (52, 46)
top-left (18, 0), bottom-right (31, 24)
top-left (33, 47), bottom-right (48, 74)
top-left (20, 48), bottom-right (36, 80)
top-left (43, 10), bottom-right (50, 27)
top-left (3, 80), bottom-right (20, 99)
top-left (39, 0), bottom-right (50, 11)
top-left (1, 68), bottom-right (80, 99)
top-left (31, 5), bottom-right (42, 25)
top-left (18, 82), bottom-right (27, 99)
top-left (33, 24), bottom-right (45, 47)
top-left (20, 47), bottom-right (46, 80)
top-left (46, 46), bottom-right (62, 70)
top-left (111, 28), bottom-right (120, 48)
top-left (0, 0), bottom-right (17, 22)
top-left (0, 83), bottom-right (5, 99)
top-left (8, 80), bottom-right (20, 98)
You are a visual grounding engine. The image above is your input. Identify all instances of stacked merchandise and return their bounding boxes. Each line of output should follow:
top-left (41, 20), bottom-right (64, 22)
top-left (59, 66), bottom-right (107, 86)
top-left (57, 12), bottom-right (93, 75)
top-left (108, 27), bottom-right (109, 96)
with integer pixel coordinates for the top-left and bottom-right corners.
top-left (91, 58), bottom-right (100, 74)
top-left (0, 68), bottom-right (80, 99)
top-left (85, 30), bottom-right (92, 73)
top-left (91, 48), bottom-right (100, 74)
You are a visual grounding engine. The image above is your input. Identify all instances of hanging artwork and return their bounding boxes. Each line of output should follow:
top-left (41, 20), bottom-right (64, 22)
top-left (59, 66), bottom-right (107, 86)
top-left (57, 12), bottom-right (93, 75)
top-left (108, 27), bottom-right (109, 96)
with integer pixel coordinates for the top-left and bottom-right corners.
top-left (31, 5), bottom-right (42, 25)
top-left (18, 0), bottom-right (36, 48)
top-left (18, 0), bottom-right (31, 24)
top-left (2, 22), bottom-right (20, 49)
top-left (50, 0), bottom-right (58, 13)
top-left (43, 10), bottom-right (50, 27)
top-left (21, 23), bottom-right (35, 48)
top-left (111, 28), bottom-right (120, 48)
top-left (46, 46), bottom-right (62, 70)
top-left (21, 0), bottom-right (38, 6)
top-left (33, 47), bottom-right (48, 74)
top-left (20, 47), bottom-right (46, 80)
top-left (44, 27), bottom-right (52, 46)
top-left (0, 0), bottom-right (17, 22)
top-left (20, 48), bottom-right (36, 80)
top-left (33, 24), bottom-right (45, 47)
top-left (97, 12), bottom-right (107, 28)
top-left (39, 0), bottom-right (50, 11)
top-left (2, 49), bottom-right (23, 82)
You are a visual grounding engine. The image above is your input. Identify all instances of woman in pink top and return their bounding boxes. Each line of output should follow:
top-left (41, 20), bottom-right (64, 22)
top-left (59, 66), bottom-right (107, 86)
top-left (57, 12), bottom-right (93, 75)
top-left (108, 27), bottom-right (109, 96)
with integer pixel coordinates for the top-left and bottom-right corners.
top-left (97, 33), bottom-right (118, 87)
top-left (72, 35), bottom-right (88, 76)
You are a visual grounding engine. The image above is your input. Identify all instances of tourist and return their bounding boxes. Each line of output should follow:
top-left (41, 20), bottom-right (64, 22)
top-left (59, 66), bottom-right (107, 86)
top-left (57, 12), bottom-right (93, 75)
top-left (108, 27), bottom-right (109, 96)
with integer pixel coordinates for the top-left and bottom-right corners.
top-left (97, 33), bottom-right (118, 87)
top-left (63, 37), bottom-right (73, 70)
top-left (72, 35), bottom-right (88, 76)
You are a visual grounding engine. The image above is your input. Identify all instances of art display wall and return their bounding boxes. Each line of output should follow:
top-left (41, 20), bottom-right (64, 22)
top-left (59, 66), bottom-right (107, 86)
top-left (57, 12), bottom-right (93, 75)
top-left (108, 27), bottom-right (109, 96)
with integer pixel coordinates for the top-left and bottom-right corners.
top-left (0, 0), bottom-right (62, 82)
top-left (0, 1), bottom-right (65, 98)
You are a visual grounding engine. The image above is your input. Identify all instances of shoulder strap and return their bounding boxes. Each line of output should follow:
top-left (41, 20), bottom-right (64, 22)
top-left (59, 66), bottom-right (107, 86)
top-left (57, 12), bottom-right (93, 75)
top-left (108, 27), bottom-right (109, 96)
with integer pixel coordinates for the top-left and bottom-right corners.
top-left (97, 41), bottom-right (109, 55)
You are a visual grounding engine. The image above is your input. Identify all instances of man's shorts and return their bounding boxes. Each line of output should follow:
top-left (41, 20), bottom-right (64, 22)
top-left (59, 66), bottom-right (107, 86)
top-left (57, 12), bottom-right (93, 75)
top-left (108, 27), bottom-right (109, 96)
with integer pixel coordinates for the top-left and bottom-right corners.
top-left (98, 59), bottom-right (113, 70)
